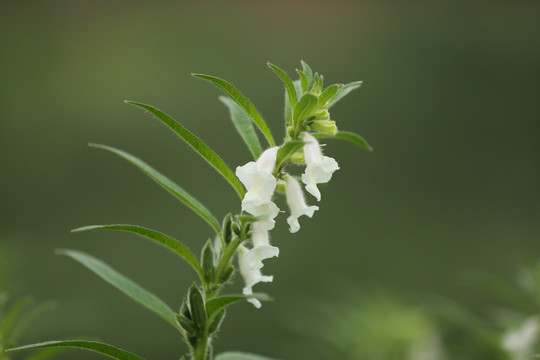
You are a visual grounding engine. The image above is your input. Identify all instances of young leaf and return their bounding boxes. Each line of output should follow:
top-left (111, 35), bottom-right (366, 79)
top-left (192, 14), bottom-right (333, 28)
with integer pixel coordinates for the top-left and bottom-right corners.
top-left (219, 96), bottom-right (262, 160)
top-left (267, 63), bottom-right (297, 109)
top-left (201, 239), bottom-right (214, 283)
top-left (325, 81), bottom-right (363, 108)
top-left (310, 73), bottom-right (320, 94)
top-left (296, 70), bottom-right (307, 95)
top-left (215, 351), bottom-right (276, 360)
top-left (124, 101), bottom-right (245, 199)
top-left (221, 213), bottom-right (233, 245)
top-left (312, 131), bottom-right (373, 152)
top-left (293, 94), bottom-right (318, 127)
top-left (274, 141), bottom-right (304, 173)
top-left (89, 144), bottom-right (222, 236)
top-left (316, 84), bottom-right (339, 108)
top-left (188, 284), bottom-right (207, 331)
top-left (71, 225), bottom-right (203, 279)
top-left (175, 314), bottom-right (197, 336)
top-left (192, 74), bottom-right (275, 147)
top-left (284, 80), bottom-right (302, 125)
top-left (6, 340), bottom-right (146, 360)
top-left (208, 309), bottom-right (226, 334)
top-left (301, 60), bottom-right (313, 90)
top-left (57, 249), bottom-right (181, 332)
top-left (205, 294), bottom-right (272, 319)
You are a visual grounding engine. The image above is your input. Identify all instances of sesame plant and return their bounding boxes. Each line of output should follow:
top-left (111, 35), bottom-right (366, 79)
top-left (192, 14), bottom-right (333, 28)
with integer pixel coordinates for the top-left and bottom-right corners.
top-left (5, 61), bottom-right (371, 360)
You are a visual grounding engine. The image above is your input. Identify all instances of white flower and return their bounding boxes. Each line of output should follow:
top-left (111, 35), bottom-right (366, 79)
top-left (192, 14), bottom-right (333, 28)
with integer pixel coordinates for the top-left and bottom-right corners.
top-left (245, 222), bottom-right (279, 270)
top-left (285, 175), bottom-right (318, 233)
top-left (238, 245), bottom-right (273, 308)
top-left (236, 147), bottom-right (279, 205)
top-left (502, 316), bottom-right (539, 359)
top-left (241, 199), bottom-right (279, 231)
top-left (301, 132), bottom-right (339, 201)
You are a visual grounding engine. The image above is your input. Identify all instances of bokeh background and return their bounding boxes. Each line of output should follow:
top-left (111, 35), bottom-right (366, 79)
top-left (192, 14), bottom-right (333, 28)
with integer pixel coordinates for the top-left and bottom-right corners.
top-left (1, 1), bottom-right (539, 359)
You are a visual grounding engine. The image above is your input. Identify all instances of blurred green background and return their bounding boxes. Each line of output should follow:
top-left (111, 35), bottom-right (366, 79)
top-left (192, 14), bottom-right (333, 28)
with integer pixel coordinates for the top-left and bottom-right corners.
top-left (1, 1), bottom-right (539, 359)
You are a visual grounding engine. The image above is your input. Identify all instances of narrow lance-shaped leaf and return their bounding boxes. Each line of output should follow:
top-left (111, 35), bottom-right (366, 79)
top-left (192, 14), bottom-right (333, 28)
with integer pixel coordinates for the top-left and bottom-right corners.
top-left (274, 140), bottom-right (304, 174)
top-left (296, 70), bottom-right (307, 95)
top-left (312, 131), bottom-right (373, 152)
top-left (57, 249), bottom-right (182, 333)
top-left (71, 225), bottom-right (203, 279)
top-left (188, 284), bottom-right (207, 331)
top-left (192, 74), bottom-right (275, 147)
top-left (284, 80), bottom-right (302, 126)
top-left (316, 84), bottom-right (339, 108)
top-left (325, 81), bottom-right (363, 108)
top-left (293, 94), bottom-right (318, 129)
top-left (7, 340), bottom-right (146, 360)
top-left (125, 101), bottom-right (245, 199)
top-left (216, 351), bottom-right (277, 360)
top-left (206, 294), bottom-right (272, 319)
top-left (219, 96), bottom-right (262, 160)
top-left (267, 63), bottom-right (298, 109)
top-left (89, 144), bottom-right (222, 236)
top-left (301, 60), bottom-right (313, 91)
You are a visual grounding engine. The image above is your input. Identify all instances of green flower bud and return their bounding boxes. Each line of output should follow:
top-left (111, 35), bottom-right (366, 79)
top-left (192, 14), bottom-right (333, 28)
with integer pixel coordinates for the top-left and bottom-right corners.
top-left (312, 109), bottom-right (330, 120)
top-left (290, 152), bottom-right (305, 164)
top-left (311, 120), bottom-right (338, 135)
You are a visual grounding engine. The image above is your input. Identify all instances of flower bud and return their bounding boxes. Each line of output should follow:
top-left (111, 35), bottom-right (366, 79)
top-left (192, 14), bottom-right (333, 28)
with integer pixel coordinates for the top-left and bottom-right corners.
top-left (311, 120), bottom-right (337, 135)
top-left (290, 152), bottom-right (305, 164)
top-left (312, 109), bottom-right (330, 120)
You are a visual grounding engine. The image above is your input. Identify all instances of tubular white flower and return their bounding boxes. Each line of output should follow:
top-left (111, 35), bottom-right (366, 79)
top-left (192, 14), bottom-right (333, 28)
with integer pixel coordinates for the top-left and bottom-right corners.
top-left (301, 132), bottom-right (339, 201)
top-left (238, 245), bottom-right (273, 309)
top-left (242, 199), bottom-right (279, 230)
top-left (236, 147), bottom-right (279, 205)
top-left (246, 222), bottom-right (279, 270)
top-left (285, 175), bottom-right (319, 233)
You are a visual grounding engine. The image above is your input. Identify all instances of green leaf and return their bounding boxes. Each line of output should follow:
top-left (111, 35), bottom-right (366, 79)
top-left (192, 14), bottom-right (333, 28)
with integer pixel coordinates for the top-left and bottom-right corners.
top-left (216, 351), bottom-right (277, 360)
top-left (6, 340), bottom-right (146, 360)
top-left (206, 294), bottom-right (272, 319)
top-left (301, 60), bottom-right (313, 90)
top-left (208, 309), bottom-right (226, 334)
top-left (188, 284), bottom-right (207, 330)
top-left (293, 94), bottom-right (318, 127)
top-left (71, 224), bottom-right (202, 279)
top-left (267, 63), bottom-right (297, 109)
top-left (89, 144), bottom-right (222, 236)
top-left (325, 81), bottom-right (363, 108)
top-left (175, 314), bottom-right (197, 336)
top-left (312, 131), bottom-right (373, 152)
top-left (274, 141), bottom-right (304, 173)
top-left (192, 74), bottom-right (275, 147)
top-left (284, 80), bottom-right (302, 125)
top-left (201, 239), bottom-right (214, 283)
top-left (316, 84), bottom-right (339, 108)
top-left (221, 213), bottom-right (233, 245)
top-left (57, 249), bottom-right (181, 332)
top-left (219, 96), bottom-right (262, 160)
top-left (310, 74), bottom-right (320, 94)
top-left (296, 70), bottom-right (307, 95)
top-left (125, 101), bottom-right (245, 199)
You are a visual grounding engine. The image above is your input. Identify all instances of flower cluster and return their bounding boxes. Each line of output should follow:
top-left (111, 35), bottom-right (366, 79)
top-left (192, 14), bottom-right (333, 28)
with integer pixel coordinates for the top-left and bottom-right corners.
top-left (236, 134), bottom-right (339, 307)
